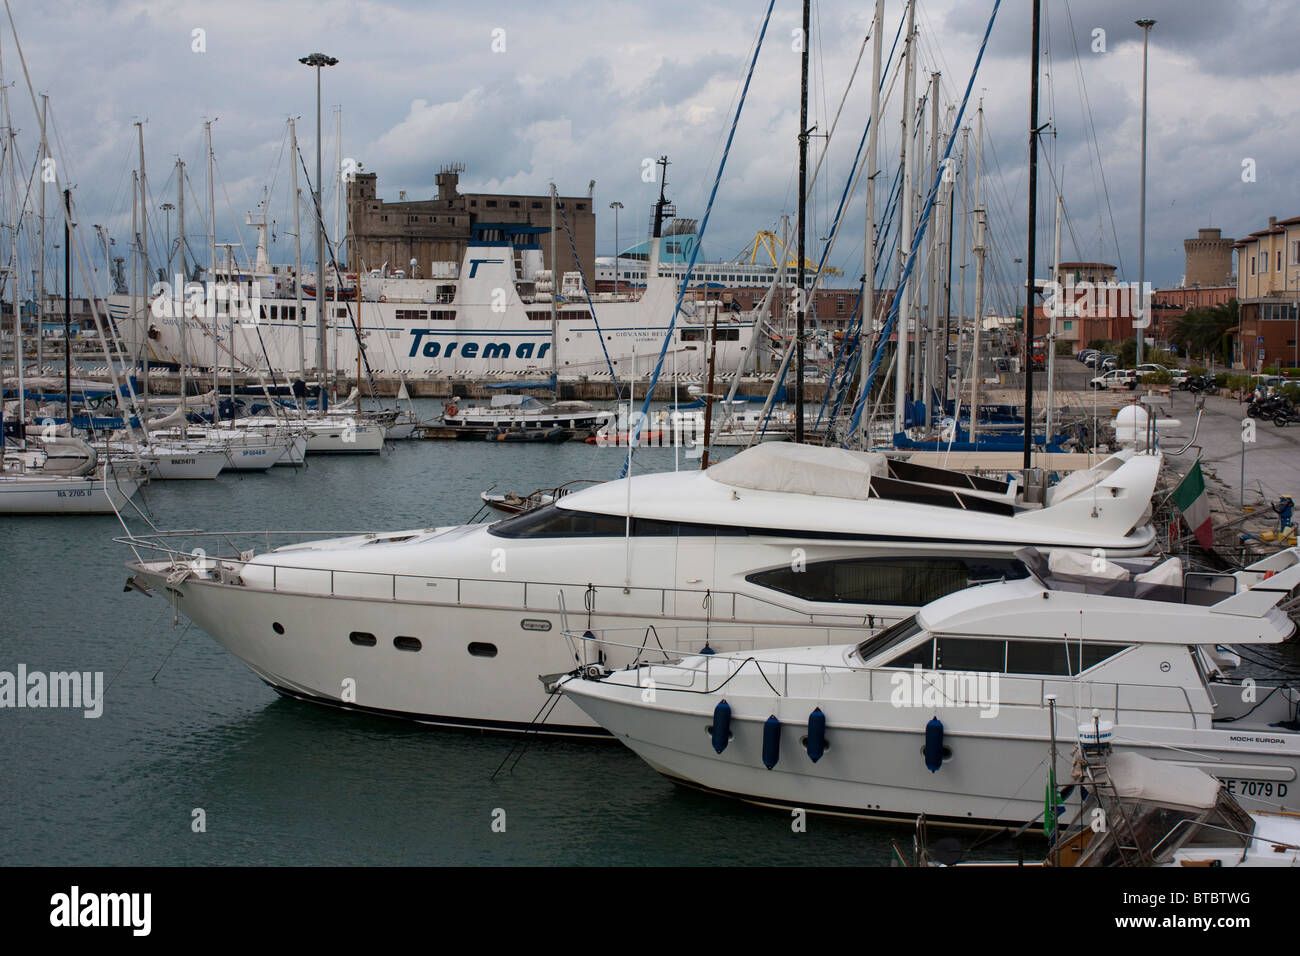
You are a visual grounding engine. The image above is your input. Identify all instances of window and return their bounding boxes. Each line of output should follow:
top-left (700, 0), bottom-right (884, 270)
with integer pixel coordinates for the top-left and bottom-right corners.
top-left (509, 200), bottom-right (520, 208)
top-left (681, 328), bottom-right (705, 341)
top-left (748, 557), bottom-right (1028, 606)
top-left (468, 642), bottom-right (498, 657)
top-left (1251, 255), bottom-right (1256, 276)
top-left (349, 631), bottom-right (377, 646)
top-left (429, 310), bottom-right (456, 321)
top-left (394, 636), bottom-right (422, 652)
top-left (1278, 251), bottom-right (1283, 271)
top-left (854, 616), bottom-right (924, 662)
top-left (887, 637), bottom-right (934, 668)
top-left (1004, 640), bottom-right (1126, 675)
top-left (489, 503), bottom-right (744, 539)
top-left (396, 309), bottom-right (429, 322)
top-left (489, 504), bottom-right (627, 538)
top-left (336, 307), bottom-right (349, 318)
top-left (531, 201), bottom-right (543, 209)
top-left (713, 327), bottom-right (740, 341)
top-left (486, 200), bottom-right (498, 208)
top-left (936, 637), bottom-right (1006, 671)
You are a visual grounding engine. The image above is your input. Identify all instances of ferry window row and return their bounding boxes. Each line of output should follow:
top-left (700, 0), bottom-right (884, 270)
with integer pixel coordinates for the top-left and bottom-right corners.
top-left (681, 328), bottom-right (741, 341)
top-left (747, 557), bottom-right (1029, 607)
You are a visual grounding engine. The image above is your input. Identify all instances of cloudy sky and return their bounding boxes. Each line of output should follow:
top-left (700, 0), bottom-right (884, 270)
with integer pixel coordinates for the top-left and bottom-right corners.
top-left (7, 0), bottom-right (1298, 313)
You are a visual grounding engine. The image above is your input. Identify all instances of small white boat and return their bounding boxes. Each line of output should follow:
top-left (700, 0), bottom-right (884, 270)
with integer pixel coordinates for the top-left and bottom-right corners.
top-left (99, 440), bottom-right (227, 480)
top-left (229, 415), bottom-right (385, 455)
top-left (442, 394), bottom-right (613, 436)
top-left (1, 438), bottom-right (144, 514)
top-left (560, 546), bottom-right (1300, 825)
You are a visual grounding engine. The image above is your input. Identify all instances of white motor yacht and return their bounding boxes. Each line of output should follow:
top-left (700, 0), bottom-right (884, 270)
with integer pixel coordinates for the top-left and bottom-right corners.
top-left (121, 442), bottom-right (1163, 735)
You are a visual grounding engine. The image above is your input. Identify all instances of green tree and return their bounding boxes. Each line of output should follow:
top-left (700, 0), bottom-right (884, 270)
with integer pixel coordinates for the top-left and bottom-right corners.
top-left (1170, 299), bottom-right (1238, 365)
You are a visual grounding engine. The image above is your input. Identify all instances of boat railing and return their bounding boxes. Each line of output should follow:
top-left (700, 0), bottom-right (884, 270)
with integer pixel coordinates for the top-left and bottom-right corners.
top-left (115, 529), bottom-right (891, 631)
top-left (565, 626), bottom-right (1203, 722)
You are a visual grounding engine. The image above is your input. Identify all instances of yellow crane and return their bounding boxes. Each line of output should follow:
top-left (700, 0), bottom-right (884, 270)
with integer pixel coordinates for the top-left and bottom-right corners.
top-left (741, 230), bottom-right (843, 276)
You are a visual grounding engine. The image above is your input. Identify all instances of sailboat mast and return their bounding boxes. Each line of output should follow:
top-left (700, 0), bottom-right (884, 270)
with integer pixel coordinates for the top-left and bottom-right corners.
top-left (62, 188), bottom-right (70, 422)
top-left (795, 0), bottom-right (809, 443)
top-left (136, 121), bottom-right (149, 412)
top-left (36, 94), bottom-right (45, 374)
top-left (1023, 0), bottom-right (1041, 470)
top-left (548, 183), bottom-right (558, 400)
top-left (970, 100), bottom-right (985, 445)
top-left (922, 71), bottom-right (939, 426)
top-left (893, 0), bottom-right (916, 435)
top-left (1047, 191), bottom-right (1062, 445)
top-left (207, 120), bottom-right (218, 424)
top-left (176, 158), bottom-right (188, 433)
top-left (4, 85), bottom-right (20, 423)
top-left (956, 125), bottom-right (969, 400)
top-left (289, 119), bottom-right (305, 383)
top-left (130, 170), bottom-right (138, 421)
top-left (857, 0), bottom-right (884, 446)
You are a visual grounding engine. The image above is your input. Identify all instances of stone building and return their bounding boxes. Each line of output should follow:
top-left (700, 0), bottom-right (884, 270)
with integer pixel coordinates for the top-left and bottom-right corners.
top-left (345, 165), bottom-right (597, 280)
top-left (1183, 227), bottom-right (1235, 287)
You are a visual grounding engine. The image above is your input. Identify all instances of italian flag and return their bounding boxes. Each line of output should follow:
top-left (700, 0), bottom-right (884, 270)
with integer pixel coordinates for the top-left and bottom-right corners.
top-left (1173, 461), bottom-right (1214, 549)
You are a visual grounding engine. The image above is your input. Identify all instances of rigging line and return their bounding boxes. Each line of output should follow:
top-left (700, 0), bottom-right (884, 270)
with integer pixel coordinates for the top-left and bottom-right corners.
top-left (622, 0), bottom-right (777, 468)
top-left (553, 197), bottom-right (619, 386)
top-left (848, 0), bottom-right (1003, 441)
top-left (763, 15), bottom-right (906, 438)
top-left (1063, 0), bottom-right (1126, 276)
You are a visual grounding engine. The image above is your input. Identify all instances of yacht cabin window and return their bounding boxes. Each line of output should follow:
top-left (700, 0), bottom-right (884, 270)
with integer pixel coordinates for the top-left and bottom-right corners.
top-left (748, 557), bottom-right (1028, 607)
top-left (874, 635), bottom-right (1129, 676)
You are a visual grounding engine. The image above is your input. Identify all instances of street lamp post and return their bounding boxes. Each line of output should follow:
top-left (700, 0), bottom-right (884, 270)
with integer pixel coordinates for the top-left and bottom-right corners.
top-left (609, 201), bottom-right (623, 295)
top-left (1136, 18), bottom-right (1156, 366)
top-left (300, 52), bottom-right (338, 408)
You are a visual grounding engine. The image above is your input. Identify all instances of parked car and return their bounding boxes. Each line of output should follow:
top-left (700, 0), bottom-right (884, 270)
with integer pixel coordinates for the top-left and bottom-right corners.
top-left (1169, 368), bottom-right (1189, 388)
top-left (1091, 368), bottom-right (1137, 390)
top-left (1135, 363), bottom-right (1167, 376)
top-left (1077, 348), bottom-right (1099, 363)
top-left (1099, 354), bottom-right (1119, 371)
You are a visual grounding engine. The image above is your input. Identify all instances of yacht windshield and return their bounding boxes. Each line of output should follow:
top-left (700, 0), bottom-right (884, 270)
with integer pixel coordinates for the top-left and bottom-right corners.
top-left (854, 616), bottom-right (924, 663)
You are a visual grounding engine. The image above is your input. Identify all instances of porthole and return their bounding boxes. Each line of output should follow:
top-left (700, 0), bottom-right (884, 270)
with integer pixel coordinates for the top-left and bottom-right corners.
top-left (394, 636), bottom-right (422, 652)
top-left (272, 622), bottom-right (285, 635)
top-left (468, 642), bottom-right (498, 658)
top-left (349, 631), bottom-right (377, 646)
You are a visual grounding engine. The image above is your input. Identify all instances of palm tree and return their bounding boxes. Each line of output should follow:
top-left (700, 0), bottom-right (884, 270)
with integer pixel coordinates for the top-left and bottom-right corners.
top-left (1170, 299), bottom-right (1238, 366)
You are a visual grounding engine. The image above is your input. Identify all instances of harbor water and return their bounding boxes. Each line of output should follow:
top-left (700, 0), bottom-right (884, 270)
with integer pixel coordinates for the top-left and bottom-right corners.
top-left (1, 400), bottom-right (918, 866)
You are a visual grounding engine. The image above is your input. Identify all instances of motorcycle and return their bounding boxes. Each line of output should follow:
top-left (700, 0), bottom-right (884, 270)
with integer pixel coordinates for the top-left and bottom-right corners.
top-left (1273, 406), bottom-right (1300, 427)
top-left (1249, 394), bottom-right (1293, 419)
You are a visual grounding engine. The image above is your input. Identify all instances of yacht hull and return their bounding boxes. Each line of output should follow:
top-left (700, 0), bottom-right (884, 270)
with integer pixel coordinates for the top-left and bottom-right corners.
top-left (0, 473), bottom-right (142, 514)
top-left (561, 675), bottom-right (1300, 827)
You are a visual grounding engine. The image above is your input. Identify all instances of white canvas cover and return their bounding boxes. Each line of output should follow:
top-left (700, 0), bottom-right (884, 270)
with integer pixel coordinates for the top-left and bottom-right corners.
top-left (706, 442), bottom-right (886, 500)
top-left (1135, 557), bottom-right (1184, 587)
top-left (1048, 549), bottom-right (1129, 581)
top-left (1106, 751), bottom-right (1220, 810)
